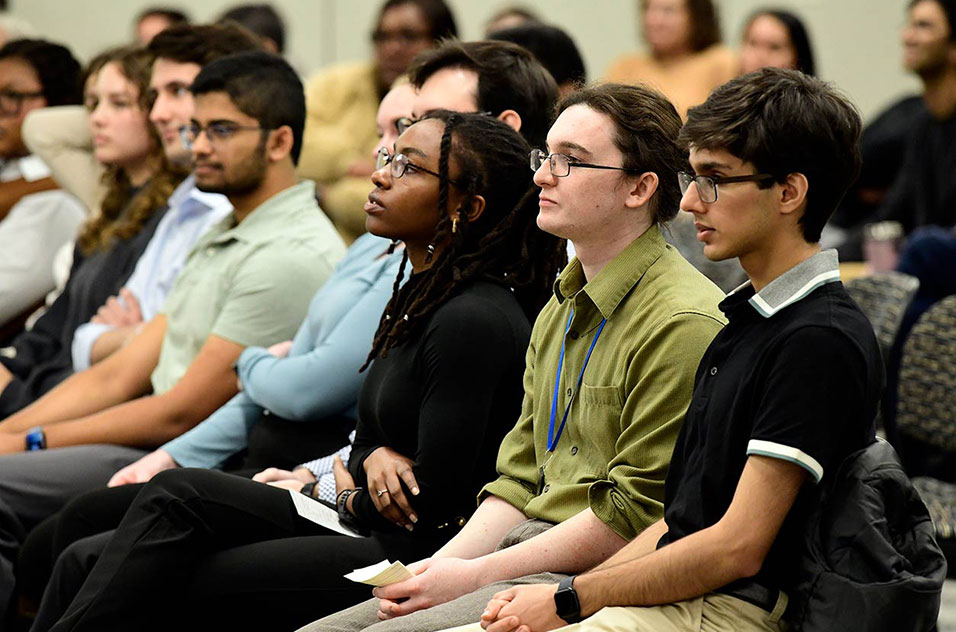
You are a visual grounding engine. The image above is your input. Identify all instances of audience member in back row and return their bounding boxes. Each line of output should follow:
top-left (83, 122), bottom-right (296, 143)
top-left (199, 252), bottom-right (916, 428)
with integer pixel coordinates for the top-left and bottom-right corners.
top-left (297, 0), bottom-right (457, 243)
top-left (217, 3), bottom-right (286, 55)
top-left (488, 22), bottom-right (587, 97)
top-left (836, 0), bottom-right (956, 258)
top-left (0, 39), bottom-right (86, 330)
top-left (739, 9), bottom-right (815, 76)
top-left (39, 111), bottom-right (567, 632)
top-left (0, 51), bottom-right (345, 619)
top-left (307, 83), bottom-right (726, 632)
top-left (70, 24), bottom-right (261, 372)
top-left (467, 67), bottom-right (884, 632)
top-left (135, 7), bottom-right (189, 46)
top-left (604, 0), bottom-right (737, 119)
top-left (133, 6), bottom-right (189, 46)
top-left (0, 46), bottom-right (186, 418)
top-left (14, 83), bottom-right (414, 627)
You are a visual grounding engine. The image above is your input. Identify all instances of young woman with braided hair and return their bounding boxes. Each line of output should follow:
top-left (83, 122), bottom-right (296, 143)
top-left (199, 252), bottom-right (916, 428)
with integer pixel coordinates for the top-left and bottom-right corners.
top-left (37, 111), bottom-right (564, 632)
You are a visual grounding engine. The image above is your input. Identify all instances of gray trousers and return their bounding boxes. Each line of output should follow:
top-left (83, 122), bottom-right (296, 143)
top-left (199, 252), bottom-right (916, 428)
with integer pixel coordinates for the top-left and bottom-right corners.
top-left (0, 444), bottom-right (147, 622)
top-left (300, 519), bottom-right (567, 632)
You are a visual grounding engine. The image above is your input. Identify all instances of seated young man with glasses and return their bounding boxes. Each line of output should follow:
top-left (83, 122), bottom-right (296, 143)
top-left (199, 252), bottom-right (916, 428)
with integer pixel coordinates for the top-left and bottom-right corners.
top-left (467, 68), bottom-right (883, 632)
top-left (302, 83), bottom-right (726, 632)
top-left (0, 51), bottom-right (344, 581)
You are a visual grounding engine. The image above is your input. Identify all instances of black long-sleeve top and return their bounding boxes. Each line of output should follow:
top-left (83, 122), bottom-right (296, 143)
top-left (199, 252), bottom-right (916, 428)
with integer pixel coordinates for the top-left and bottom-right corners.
top-left (348, 280), bottom-right (530, 540)
top-left (0, 199), bottom-right (167, 416)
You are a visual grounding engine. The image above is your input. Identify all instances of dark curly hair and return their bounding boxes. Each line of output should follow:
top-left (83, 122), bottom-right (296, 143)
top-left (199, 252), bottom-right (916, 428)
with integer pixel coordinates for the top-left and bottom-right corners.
top-left (363, 111), bottom-right (566, 368)
top-left (78, 46), bottom-right (186, 254)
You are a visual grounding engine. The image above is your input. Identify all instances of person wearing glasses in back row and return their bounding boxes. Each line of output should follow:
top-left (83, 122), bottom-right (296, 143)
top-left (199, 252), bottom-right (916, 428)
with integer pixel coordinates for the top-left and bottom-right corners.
top-left (297, 0), bottom-right (457, 243)
top-left (0, 39), bottom-right (87, 330)
top-left (455, 68), bottom-right (884, 632)
top-left (303, 82), bottom-right (726, 632)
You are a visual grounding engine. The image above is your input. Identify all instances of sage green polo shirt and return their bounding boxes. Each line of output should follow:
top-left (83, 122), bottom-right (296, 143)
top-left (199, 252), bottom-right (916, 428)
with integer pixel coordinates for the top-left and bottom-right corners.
top-left (151, 181), bottom-right (346, 394)
top-left (480, 225), bottom-right (726, 541)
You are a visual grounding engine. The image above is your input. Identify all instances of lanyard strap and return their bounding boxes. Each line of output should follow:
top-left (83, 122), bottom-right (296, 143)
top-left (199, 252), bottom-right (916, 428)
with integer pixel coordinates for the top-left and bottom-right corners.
top-left (548, 310), bottom-right (607, 452)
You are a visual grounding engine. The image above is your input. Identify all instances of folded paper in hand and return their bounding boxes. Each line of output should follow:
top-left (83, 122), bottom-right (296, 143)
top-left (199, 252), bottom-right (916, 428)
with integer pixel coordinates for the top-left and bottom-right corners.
top-left (288, 489), bottom-right (361, 538)
top-left (344, 559), bottom-right (414, 586)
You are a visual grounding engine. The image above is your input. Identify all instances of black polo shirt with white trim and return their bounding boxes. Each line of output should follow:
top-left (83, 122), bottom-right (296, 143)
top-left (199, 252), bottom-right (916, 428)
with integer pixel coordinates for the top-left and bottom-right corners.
top-left (659, 250), bottom-right (883, 591)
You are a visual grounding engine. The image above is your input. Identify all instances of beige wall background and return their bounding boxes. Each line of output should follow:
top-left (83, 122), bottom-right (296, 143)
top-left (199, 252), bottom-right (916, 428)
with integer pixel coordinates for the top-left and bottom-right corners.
top-left (8, 0), bottom-right (920, 121)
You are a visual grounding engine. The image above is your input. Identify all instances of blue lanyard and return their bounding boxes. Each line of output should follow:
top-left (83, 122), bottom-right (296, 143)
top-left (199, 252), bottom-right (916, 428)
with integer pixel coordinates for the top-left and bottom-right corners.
top-left (548, 310), bottom-right (607, 452)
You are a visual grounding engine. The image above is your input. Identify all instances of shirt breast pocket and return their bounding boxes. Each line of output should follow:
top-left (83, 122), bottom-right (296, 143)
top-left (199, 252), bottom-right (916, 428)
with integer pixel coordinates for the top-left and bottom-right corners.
top-left (577, 384), bottom-right (624, 472)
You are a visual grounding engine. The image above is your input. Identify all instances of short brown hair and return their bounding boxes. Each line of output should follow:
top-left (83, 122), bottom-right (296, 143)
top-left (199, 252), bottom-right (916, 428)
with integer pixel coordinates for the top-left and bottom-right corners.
top-left (640, 0), bottom-right (722, 52)
top-left (146, 23), bottom-right (262, 67)
top-left (557, 83), bottom-right (686, 225)
top-left (680, 68), bottom-right (863, 243)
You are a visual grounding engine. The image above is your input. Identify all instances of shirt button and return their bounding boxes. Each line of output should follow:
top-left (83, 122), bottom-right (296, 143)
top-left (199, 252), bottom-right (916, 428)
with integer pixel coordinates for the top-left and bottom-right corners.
top-left (570, 446), bottom-right (578, 455)
top-left (569, 330), bottom-right (579, 340)
top-left (710, 367), bottom-right (718, 376)
top-left (566, 388), bottom-right (572, 397)
top-left (543, 484), bottom-right (550, 493)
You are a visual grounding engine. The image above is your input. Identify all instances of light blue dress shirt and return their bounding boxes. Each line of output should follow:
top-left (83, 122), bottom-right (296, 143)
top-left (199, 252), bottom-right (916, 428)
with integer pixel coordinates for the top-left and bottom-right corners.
top-left (70, 175), bottom-right (232, 370)
top-left (162, 233), bottom-right (402, 473)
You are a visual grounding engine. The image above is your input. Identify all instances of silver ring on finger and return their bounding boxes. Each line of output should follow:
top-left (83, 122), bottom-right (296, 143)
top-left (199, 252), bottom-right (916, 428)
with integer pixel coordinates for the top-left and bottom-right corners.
top-left (377, 489), bottom-right (388, 498)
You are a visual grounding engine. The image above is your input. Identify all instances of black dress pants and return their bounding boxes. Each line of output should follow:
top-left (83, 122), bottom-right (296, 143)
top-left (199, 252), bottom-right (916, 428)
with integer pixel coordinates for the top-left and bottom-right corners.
top-left (18, 413), bottom-right (353, 610)
top-left (44, 468), bottom-right (434, 632)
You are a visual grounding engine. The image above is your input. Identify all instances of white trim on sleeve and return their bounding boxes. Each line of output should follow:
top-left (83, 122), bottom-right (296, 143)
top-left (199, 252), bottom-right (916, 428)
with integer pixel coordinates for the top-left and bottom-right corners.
top-left (747, 439), bottom-right (824, 483)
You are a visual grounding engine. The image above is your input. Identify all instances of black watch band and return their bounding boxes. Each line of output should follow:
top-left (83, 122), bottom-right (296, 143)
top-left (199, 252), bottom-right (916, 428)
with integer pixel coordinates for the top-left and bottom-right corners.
top-left (300, 481), bottom-right (318, 499)
top-left (553, 575), bottom-right (582, 624)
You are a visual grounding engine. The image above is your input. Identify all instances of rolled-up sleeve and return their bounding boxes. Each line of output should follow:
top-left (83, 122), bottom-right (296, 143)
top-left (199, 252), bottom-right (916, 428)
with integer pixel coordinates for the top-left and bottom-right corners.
top-left (588, 312), bottom-right (724, 540)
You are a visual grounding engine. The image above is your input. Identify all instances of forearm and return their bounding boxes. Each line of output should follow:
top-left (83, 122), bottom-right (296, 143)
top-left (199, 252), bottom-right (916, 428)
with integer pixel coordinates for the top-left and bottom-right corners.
top-left (18, 382), bottom-right (232, 450)
top-left (89, 326), bottom-right (139, 365)
top-left (0, 177), bottom-right (58, 220)
top-left (575, 521), bottom-right (752, 616)
top-left (472, 508), bottom-right (627, 587)
top-left (0, 363), bottom-right (144, 432)
top-left (589, 519), bottom-right (667, 573)
top-left (433, 496), bottom-right (530, 560)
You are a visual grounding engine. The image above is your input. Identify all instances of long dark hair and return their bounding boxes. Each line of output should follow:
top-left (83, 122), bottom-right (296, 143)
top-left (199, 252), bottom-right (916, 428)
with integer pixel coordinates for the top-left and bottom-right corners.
top-left (743, 9), bottom-right (816, 76)
top-left (363, 111), bottom-right (566, 369)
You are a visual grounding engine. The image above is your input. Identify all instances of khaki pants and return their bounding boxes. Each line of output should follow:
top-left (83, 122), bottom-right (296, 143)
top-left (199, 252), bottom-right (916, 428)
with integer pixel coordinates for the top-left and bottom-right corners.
top-left (441, 591), bottom-right (789, 632)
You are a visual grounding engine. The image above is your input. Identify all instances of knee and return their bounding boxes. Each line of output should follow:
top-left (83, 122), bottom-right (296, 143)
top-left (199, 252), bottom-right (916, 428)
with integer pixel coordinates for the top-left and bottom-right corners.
top-left (145, 468), bottom-right (221, 502)
top-left (50, 533), bottom-right (108, 595)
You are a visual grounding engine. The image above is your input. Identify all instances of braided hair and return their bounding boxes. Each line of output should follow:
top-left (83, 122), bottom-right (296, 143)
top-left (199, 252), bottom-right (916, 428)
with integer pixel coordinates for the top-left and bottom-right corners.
top-left (363, 111), bottom-right (566, 370)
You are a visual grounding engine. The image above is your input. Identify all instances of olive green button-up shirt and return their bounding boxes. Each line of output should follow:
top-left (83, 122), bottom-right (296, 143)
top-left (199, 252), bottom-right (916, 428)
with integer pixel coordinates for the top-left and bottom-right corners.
top-left (480, 225), bottom-right (726, 541)
top-left (150, 181), bottom-right (346, 394)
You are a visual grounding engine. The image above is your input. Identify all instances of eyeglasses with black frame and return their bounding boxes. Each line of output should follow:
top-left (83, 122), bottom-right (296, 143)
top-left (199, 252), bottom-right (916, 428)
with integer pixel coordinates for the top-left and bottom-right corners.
top-left (0, 89), bottom-right (45, 117)
top-left (677, 171), bottom-right (776, 204)
top-left (529, 149), bottom-right (638, 178)
top-left (179, 122), bottom-right (271, 150)
top-left (375, 146), bottom-right (460, 186)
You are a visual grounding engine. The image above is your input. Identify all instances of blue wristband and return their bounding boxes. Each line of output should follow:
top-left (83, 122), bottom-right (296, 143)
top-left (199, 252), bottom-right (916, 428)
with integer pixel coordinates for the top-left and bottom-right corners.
top-left (25, 426), bottom-right (46, 451)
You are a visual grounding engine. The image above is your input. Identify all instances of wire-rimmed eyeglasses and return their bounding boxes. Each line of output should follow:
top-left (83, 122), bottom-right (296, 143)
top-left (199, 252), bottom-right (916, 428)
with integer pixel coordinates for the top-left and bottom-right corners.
top-left (179, 122), bottom-right (271, 150)
top-left (529, 149), bottom-right (638, 178)
top-left (0, 89), bottom-right (44, 117)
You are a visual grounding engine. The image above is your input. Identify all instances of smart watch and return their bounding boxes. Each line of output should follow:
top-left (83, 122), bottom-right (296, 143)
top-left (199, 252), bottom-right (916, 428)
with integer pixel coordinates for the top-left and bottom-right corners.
top-left (553, 575), bottom-right (582, 624)
top-left (25, 426), bottom-right (46, 451)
